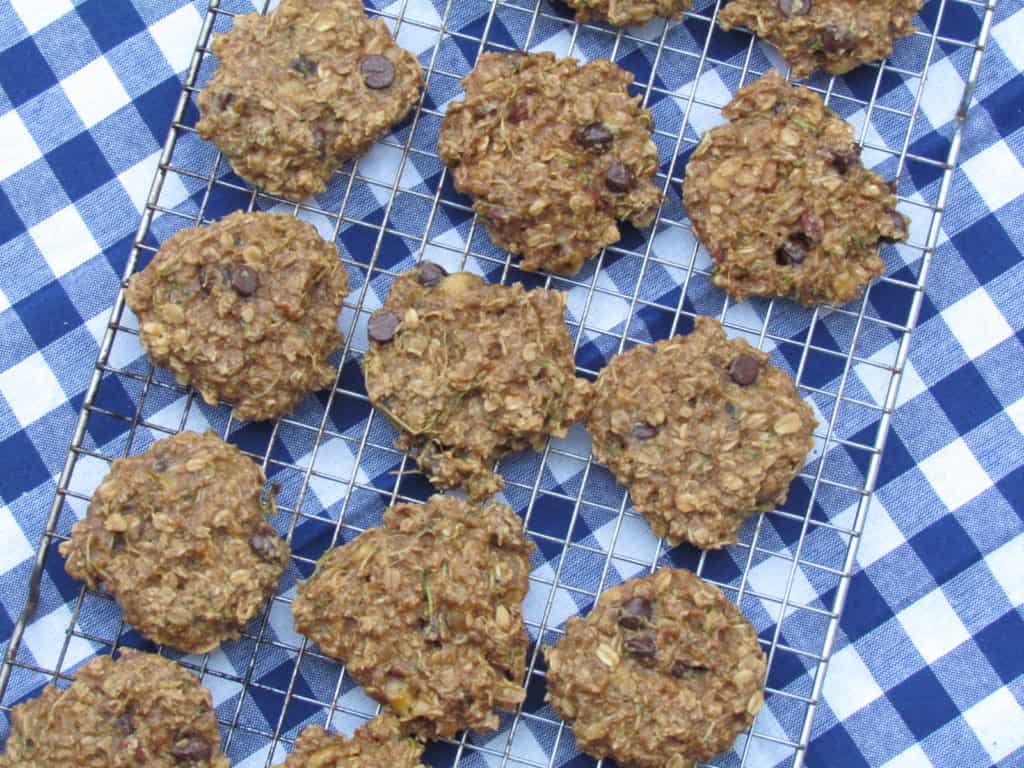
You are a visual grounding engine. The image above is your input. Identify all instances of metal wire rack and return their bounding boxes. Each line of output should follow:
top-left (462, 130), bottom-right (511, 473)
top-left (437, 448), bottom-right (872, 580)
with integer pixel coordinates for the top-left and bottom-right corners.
top-left (0, 0), bottom-right (998, 765)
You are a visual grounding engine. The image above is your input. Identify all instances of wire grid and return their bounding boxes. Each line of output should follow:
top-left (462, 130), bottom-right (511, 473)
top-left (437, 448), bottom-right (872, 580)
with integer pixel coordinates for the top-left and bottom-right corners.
top-left (0, 0), bottom-right (997, 766)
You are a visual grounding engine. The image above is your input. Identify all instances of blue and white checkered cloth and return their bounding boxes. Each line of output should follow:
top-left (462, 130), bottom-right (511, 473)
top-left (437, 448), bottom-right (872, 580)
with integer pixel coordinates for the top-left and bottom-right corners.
top-left (0, 0), bottom-right (1021, 766)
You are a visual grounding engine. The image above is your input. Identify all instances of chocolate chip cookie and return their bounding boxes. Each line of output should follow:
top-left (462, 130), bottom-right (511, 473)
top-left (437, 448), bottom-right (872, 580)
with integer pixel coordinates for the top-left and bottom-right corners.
top-left (61, 431), bottom-right (289, 654)
top-left (545, 568), bottom-right (767, 768)
top-left (586, 317), bottom-right (815, 549)
top-left (719, 0), bottom-right (920, 77)
top-left (438, 52), bottom-right (661, 275)
top-left (564, 0), bottom-right (691, 26)
top-left (683, 70), bottom-right (908, 306)
top-left (0, 650), bottom-right (228, 768)
top-left (198, 0), bottom-right (423, 200)
top-left (282, 716), bottom-right (423, 768)
top-left (362, 263), bottom-right (590, 500)
top-left (292, 495), bottom-right (534, 739)
top-left (125, 212), bottom-right (349, 422)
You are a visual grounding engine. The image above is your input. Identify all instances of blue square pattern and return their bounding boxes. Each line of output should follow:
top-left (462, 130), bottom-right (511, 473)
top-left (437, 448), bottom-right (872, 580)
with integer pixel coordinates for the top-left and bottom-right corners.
top-left (1, 1), bottom-right (1023, 768)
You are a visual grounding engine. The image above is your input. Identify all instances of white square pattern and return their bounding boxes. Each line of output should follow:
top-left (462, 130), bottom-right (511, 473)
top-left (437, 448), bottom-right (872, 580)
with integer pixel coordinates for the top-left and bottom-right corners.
top-left (9, 0), bottom-right (73, 35)
top-left (918, 438), bottom-right (990, 511)
top-left (0, 508), bottom-right (34, 576)
top-left (61, 57), bottom-right (131, 129)
top-left (0, 351), bottom-right (67, 426)
top-left (896, 589), bottom-right (971, 664)
top-left (963, 688), bottom-right (1024, 763)
top-left (961, 140), bottom-right (1024, 214)
top-left (148, 4), bottom-right (204, 75)
top-left (822, 644), bottom-right (885, 721)
top-left (0, 110), bottom-right (43, 181)
top-left (29, 204), bottom-right (101, 279)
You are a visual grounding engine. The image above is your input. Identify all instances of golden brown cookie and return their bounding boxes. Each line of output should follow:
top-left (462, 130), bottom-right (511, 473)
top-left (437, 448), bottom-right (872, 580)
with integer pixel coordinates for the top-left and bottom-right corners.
top-left (292, 495), bottom-right (533, 739)
top-left (545, 568), bottom-right (766, 768)
top-left (362, 263), bottom-right (590, 500)
top-left (0, 651), bottom-right (228, 768)
top-left (719, 0), bottom-right (920, 77)
top-left (281, 716), bottom-right (423, 768)
top-left (198, 0), bottom-right (423, 200)
top-left (61, 431), bottom-right (289, 654)
top-left (125, 212), bottom-right (349, 422)
top-left (438, 52), bottom-right (661, 276)
top-left (564, 0), bottom-right (691, 26)
top-left (586, 317), bottom-right (815, 549)
top-left (683, 70), bottom-right (908, 306)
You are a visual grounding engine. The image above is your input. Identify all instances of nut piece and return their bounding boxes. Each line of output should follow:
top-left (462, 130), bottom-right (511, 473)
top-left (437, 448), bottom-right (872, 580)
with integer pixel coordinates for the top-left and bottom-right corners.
top-left (587, 317), bottom-right (814, 549)
top-left (545, 568), bottom-right (767, 768)
top-left (293, 495), bottom-right (534, 739)
top-left (0, 651), bottom-right (229, 768)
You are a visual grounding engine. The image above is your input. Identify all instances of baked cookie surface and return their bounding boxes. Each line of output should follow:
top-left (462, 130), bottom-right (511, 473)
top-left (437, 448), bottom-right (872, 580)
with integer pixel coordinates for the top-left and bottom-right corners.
top-left (438, 52), bottom-right (661, 276)
top-left (564, 0), bottom-right (691, 26)
top-left (60, 431), bottom-right (289, 654)
top-left (683, 70), bottom-right (908, 306)
top-left (292, 495), bottom-right (534, 739)
top-left (362, 263), bottom-right (590, 500)
top-left (719, 0), bottom-right (920, 77)
top-left (125, 212), bottom-right (349, 422)
top-left (545, 568), bottom-right (766, 768)
top-left (282, 717), bottom-right (423, 768)
top-left (586, 317), bottom-right (815, 549)
top-left (197, 0), bottom-right (422, 200)
top-left (0, 651), bottom-right (228, 768)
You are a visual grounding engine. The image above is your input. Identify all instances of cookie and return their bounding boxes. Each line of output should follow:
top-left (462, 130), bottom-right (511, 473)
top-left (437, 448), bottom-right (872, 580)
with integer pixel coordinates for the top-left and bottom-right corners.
top-left (0, 650), bottom-right (228, 768)
top-left (438, 52), bottom-right (661, 276)
top-left (362, 263), bottom-right (590, 500)
top-left (683, 70), bottom-right (908, 306)
top-left (282, 716), bottom-right (423, 768)
top-left (719, 0), bottom-right (920, 77)
top-left (292, 495), bottom-right (534, 739)
top-left (197, 0), bottom-right (422, 200)
top-left (125, 212), bottom-right (349, 422)
top-left (564, 0), bottom-right (690, 26)
top-left (586, 317), bottom-right (815, 549)
top-left (61, 431), bottom-right (290, 654)
top-left (545, 568), bottom-right (767, 768)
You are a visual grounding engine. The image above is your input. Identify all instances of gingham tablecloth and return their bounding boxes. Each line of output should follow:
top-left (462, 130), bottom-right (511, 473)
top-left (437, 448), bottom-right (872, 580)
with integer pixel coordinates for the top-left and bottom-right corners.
top-left (0, 1), bottom-right (1022, 766)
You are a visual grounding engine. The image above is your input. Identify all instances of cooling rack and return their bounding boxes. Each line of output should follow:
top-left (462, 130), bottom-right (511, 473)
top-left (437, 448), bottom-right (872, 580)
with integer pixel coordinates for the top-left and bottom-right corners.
top-left (0, 0), bottom-right (998, 765)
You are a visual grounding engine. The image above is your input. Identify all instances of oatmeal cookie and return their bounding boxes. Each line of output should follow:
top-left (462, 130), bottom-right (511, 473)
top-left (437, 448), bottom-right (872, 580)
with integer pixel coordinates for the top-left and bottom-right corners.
top-left (719, 0), bottom-right (920, 77)
top-left (683, 70), bottom-right (908, 306)
top-left (545, 568), bottom-right (767, 768)
top-left (438, 52), bottom-right (661, 276)
top-left (0, 650), bottom-right (228, 768)
top-left (586, 317), bottom-right (815, 549)
top-left (362, 263), bottom-right (590, 500)
top-left (197, 0), bottom-right (422, 200)
top-left (61, 431), bottom-right (290, 654)
top-left (292, 495), bottom-right (534, 739)
top-left (282, 716), bottom-right (423, 768)
top-left (564, 0), bottom-right (691, 25)
top-left (125, 212), bottom-right (349, 422)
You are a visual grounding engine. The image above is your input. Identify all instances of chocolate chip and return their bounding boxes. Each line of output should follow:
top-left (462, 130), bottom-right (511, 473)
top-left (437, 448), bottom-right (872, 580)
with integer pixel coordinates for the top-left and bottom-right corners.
top-left (361, 55), bottom-right (395, 89)
top-left (207, 92), bottom-right (234, 112)
top-left (249, 532), bottom-right (280, 560)
top-left (729, 354), bottom-right (761, 386)
top-left (230, 265), bottom-right (259, 296)
top-left (631, 423), bottom-right (658, 440)
top-left (368, 310), bottom-right (401, 343)
top-left (671, 660), bottom-right (709, 678)
top-left (776, 233), bottom-right (812, 266)
top-left (289, 55), bottom-right (318, 78)
top-left (576, 122), bottom-right (614, 154)
top-left (778, 0), bottom-right (812, 15)
top-left (879, 211), bottom-right (908, 244)
top-left (822, 25), bottom-right (854, 53)
top-left (171, 735), bottom-right (212, 762)
top-left (624, 632), bottom-right (657, 659)
top-left (116, 713), bottom-right (134, 735)
top-left (830, 145), bottom-right (861, 174)
top-left (800, 212), bottom-right (823, 243)
top-left (618, 596), bottom-right (653, 629)
top-left (605, 162), bottom-right (634, 193)
top-left (415, 260), bottom-right (449, 287)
